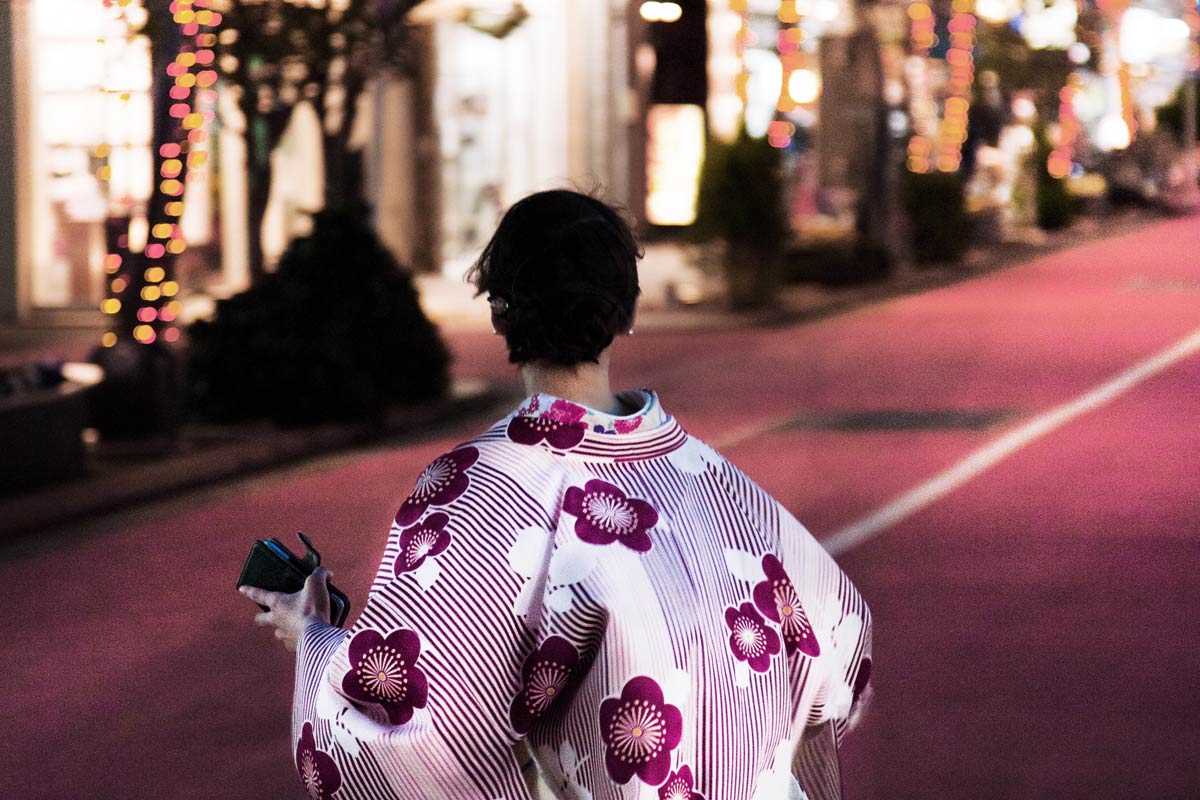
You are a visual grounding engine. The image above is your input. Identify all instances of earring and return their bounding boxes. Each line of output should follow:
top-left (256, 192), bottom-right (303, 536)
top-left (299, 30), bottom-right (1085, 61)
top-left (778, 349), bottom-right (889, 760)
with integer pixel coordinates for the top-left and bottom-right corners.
top-left (627, 328), bottom-right (634, 335)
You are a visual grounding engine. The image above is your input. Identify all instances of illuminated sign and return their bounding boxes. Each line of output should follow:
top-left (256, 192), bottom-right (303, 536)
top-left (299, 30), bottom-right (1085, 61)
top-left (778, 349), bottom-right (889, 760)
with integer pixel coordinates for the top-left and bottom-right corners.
top-left (645, 104), bottom-right (705, 226)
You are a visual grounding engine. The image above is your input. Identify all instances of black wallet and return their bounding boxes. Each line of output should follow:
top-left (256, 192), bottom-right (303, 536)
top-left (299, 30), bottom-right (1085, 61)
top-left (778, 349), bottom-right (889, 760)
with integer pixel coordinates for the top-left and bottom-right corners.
top-left (237, 531), bottom-right (350, 627)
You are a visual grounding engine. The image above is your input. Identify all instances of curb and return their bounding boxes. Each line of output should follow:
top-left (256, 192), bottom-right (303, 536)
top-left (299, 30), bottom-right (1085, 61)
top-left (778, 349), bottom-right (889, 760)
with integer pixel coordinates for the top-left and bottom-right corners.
top-left (0, 379), bottom-right (518, 539)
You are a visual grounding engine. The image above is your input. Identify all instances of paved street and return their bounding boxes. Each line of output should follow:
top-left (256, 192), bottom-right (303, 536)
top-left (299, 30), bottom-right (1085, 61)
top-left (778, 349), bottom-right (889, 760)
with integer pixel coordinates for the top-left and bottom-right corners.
top-left (2, 216), bottom-right (1198, 799)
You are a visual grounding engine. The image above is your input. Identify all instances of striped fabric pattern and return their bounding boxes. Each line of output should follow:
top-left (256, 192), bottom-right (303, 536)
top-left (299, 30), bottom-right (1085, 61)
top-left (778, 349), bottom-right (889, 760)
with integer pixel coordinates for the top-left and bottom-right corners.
top-left (290, 391), bottom-right (872, 800)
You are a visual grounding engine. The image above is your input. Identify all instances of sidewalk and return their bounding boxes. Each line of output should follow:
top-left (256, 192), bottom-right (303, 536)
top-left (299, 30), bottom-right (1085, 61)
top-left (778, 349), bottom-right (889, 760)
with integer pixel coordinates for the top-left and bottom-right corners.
top-left (0, 207), bottom-right (1164, 364)
top-left (418, 208), bottom-right (1166, 333)
top-left (0, 208), bottom-right (1167, 538)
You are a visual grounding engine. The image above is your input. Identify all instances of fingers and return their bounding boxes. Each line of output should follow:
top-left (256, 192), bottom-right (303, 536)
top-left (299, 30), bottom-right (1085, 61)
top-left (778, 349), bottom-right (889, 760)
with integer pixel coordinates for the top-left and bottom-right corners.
top-left (254, 611), bottom-right (273, 627)
top-left (239, 584), bottom-right (278, 607)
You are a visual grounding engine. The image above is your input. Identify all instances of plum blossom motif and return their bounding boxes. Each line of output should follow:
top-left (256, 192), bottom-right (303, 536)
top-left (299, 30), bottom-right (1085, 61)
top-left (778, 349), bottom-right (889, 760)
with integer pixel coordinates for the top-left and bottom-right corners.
top-left (725, 602), bottom-right (782, 673)
top-left (341, 629), bottom-right (428, 725)
top-left (509, 636), bottom-right (579, 734)
top-left (394, 512), bottom-right (451, 575)
top-left (752, 554), bottom-right (820, 657)
top-left (613, 416), bottom-right (643, 434)
top-left (599, 675), bottom-right (683, 786)
top-left (296, 721), bottom-right (342, 800)
top-left (507, 399), bottom-right (589, 450)
top-left (563, 479), bottom-right (658, 552)
top-left (659, 765), bottom-right (705, 800)
top-left (395, 447), bottom-right (478, 526)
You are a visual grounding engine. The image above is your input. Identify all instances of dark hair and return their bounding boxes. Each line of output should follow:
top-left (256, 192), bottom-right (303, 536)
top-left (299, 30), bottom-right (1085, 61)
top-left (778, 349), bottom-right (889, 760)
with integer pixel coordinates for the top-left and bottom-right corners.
top-left (467, 189), bottom-right (642, 366)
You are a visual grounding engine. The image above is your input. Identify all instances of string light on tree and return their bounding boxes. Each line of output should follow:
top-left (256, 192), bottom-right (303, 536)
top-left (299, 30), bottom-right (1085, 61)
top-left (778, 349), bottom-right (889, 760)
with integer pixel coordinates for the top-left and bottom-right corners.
top-left (906, 0), bottom-right (938, 172)
top-left (935, 1), bottom-right (976, 173)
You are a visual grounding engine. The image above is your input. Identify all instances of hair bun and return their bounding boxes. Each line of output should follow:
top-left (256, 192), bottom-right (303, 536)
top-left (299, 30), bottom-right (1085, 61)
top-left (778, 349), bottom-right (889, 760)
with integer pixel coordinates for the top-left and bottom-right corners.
top-left (467, 190), bottom-right (641, 366)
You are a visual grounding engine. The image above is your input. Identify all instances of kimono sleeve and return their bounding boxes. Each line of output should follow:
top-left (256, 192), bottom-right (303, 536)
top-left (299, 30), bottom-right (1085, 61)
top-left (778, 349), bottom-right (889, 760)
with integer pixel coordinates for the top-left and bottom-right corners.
top-left (719, 460), bottom-right (873, 740)
top-left (291, 443), bottom-right (558, 800)
top-left (773, 502), bottom-right (873, 741)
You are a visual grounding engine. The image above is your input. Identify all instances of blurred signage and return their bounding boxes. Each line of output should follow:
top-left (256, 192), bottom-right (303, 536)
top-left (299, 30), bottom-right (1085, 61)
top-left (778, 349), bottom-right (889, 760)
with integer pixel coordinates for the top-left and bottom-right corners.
top-left (645, 104), bottom-right (705, 226)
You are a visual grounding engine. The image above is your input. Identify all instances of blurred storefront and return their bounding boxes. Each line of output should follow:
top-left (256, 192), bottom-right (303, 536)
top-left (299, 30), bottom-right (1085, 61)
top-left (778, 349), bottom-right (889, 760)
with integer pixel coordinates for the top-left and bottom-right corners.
top-left (0, 0), bottom-right (636, 325)
top-left (417, 0), bottom-right (633, 276)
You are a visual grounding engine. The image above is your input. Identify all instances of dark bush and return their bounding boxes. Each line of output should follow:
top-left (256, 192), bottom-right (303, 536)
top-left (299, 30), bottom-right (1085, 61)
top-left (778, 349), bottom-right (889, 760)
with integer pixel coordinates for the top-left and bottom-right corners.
top-left (187, 206), bottom-right (450, 426)
top-left (1156, 76), bottom-right (1199, 141)
top-left (901, 169), bottom-right (969, 265)
top-left (781, 241), bottom-right (893, 287)
top-left (1034, 124), bottom-right (1073, 230)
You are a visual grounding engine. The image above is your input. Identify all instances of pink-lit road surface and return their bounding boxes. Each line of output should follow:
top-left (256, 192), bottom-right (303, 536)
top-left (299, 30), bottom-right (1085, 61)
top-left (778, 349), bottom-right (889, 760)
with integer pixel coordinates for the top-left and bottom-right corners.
top-left (2, 217), bottom-right (1198, 799)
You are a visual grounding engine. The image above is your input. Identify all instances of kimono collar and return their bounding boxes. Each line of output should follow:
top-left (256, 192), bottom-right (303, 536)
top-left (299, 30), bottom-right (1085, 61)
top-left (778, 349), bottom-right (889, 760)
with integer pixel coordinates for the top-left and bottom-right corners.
top-left (498, 389), bottom-right (686, 462)
top-left (513, 389), bottom-right (668, 436)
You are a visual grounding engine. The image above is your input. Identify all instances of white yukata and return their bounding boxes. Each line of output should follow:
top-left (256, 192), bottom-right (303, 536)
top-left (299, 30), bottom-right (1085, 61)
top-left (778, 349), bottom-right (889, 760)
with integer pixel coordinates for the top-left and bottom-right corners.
top-left (291, 390), bottom-right (872, 800)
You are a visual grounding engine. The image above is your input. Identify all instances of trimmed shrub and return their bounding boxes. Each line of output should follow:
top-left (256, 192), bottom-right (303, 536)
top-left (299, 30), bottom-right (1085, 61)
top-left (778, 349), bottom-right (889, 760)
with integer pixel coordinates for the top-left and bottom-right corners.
top-left (781, 241), bottom-right (893, 287)
top-left (901, 169), bottom-right (969, 265)
top-left (187, 206), bottom-right (450, 426)
top-left (694, 129), bottom-right (790, 308)
top-left (1034, 124), bottom-right (1073, 230)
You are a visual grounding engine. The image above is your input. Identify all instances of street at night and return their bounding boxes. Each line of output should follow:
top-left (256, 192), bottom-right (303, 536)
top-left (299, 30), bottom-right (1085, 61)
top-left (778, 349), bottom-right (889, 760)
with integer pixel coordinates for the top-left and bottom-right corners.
top-left (2, 216), bottom-right (1196, 799)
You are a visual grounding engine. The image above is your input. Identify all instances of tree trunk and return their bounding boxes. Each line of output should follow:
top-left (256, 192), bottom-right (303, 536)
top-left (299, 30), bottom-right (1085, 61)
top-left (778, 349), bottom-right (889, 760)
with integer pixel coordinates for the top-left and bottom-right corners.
top-left (243, 106), bottom-right (275, 282)
top-left (324, 77), bottom-right (366, 209)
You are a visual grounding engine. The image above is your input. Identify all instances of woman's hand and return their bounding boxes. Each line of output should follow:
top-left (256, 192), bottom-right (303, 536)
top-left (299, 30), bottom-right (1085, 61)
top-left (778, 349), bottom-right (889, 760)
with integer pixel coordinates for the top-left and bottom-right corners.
top-left (239, 567), bottom-right (335, 652)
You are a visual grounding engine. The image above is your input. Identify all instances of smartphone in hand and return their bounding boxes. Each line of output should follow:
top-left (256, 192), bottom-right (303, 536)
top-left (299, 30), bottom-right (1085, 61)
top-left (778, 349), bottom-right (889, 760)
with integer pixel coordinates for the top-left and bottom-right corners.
top-left (237, 531), bottom-right (350, 627)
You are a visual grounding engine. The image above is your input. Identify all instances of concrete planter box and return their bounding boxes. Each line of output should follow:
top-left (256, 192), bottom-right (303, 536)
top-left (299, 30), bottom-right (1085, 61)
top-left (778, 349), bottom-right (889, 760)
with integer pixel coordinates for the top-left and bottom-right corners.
top-left (0, 382), bottom-right (89, 494)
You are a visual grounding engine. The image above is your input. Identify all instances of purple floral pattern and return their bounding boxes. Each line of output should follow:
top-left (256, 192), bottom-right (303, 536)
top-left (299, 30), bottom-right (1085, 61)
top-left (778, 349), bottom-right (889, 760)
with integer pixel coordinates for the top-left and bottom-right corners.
top-left (395, 447), bottom-right (478, 526)
top-left (599, 675), bottom-right (683, 786)
top-left (659, 765), bottom-right (705, 800)
top-left (507, 398), bottom-right (589, 450)
top-left (753, 554), bottom-right (820, 657)
top-left (562, 479), bottom-right (658, 552)
top-left (341, 629), bottom-right (429, 725)
top-left (394, 512), bottom-right (451, 575)
top-left (296, 721), bottom-right (341, 800)
top-left (725, 602), bottom-right (782, 673)
top-left (509, 636), bottom-right (579, 734)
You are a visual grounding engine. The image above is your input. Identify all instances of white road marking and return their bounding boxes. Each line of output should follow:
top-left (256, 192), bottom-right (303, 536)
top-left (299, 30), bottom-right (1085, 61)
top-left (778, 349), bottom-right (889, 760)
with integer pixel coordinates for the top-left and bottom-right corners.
top-left (823, 326), bottom-right (1200, 556)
